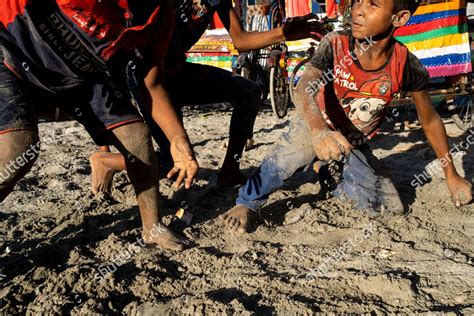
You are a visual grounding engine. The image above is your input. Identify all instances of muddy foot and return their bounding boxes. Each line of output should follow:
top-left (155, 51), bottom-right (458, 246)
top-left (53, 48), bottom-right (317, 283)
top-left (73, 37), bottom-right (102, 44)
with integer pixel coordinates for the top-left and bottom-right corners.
top-left (90, 152), bottom-right (117, 196)
top-left (142, 223), bottom-right (187, 251)
top-left (221, 205), bottom-right (252, 234)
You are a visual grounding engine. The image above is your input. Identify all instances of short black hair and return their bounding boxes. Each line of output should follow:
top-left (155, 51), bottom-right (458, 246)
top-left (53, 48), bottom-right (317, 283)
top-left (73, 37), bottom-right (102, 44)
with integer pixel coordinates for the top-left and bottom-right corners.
top-left (393, 0), bottom-right (421, 15)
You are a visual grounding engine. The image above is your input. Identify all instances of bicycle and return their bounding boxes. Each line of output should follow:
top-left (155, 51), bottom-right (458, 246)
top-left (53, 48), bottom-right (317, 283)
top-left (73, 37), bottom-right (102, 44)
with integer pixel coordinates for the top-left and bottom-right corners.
top-left (235, 43), bottom-right (290, 118)
top-left (236, 0), bottom-right (290, 119)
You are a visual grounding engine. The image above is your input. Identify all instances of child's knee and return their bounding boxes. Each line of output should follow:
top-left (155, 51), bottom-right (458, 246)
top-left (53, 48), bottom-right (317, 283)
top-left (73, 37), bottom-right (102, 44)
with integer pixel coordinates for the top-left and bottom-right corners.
top-left (111, 123), bottom-right (159, 178)
top-left (112, 122), bottom-right (152, 153)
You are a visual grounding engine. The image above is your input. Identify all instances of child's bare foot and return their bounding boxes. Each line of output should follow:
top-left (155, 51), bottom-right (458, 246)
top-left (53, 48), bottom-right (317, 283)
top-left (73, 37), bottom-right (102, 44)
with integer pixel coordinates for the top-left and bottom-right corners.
top-left (90, 152), bottom-right (117, 195)
top-left (142, 223), bottom-right (187, 251)
top-left (221, 205), bottom-right (251, 233)
top-left (217, 167), bottom-right (247, 187)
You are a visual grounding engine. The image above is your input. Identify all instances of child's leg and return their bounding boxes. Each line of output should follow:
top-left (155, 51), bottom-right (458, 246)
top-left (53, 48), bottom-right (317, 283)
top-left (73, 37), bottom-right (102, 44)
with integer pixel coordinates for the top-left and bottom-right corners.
top-left (90, 146), bottom-right (125, 195)
top-left (164, 62), bottom-right (262, 186)
top-left (90, 144), bottom-right (176, 195)
top-left (92, 62), bottom-right (261, 191)
top-left (222, 115), bottom-right (316, 233)
top-left (334, 145), bottom-right (404, 215)
top-left (109, 122), bottom-right (185, 250)
top-left (0, 49), bottom-right (40, 201)
top-left (0, 130), bottom-right (40, 201)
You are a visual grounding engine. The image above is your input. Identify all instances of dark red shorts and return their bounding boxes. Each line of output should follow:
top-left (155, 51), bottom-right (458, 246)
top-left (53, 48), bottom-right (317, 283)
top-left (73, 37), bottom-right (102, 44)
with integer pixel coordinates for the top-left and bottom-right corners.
top-left (0, 51), bottom-right (143, 145)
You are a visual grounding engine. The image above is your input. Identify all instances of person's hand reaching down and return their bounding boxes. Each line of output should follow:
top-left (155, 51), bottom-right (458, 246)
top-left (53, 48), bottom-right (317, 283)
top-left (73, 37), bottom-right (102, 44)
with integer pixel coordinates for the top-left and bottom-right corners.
top-left (168, 135), bottom-right (199, 189)
top-left (312, 129), bottom-right (353, 162)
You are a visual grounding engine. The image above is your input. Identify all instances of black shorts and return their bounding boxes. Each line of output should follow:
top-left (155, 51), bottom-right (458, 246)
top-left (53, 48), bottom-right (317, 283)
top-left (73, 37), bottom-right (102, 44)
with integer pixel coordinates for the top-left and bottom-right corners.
top-left (0, 53), bottom-right (143, 145)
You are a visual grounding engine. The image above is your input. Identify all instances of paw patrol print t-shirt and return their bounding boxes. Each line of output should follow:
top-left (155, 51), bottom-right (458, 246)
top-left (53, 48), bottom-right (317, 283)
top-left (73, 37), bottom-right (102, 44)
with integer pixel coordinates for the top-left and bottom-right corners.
top-left (309, 30), bottom-right (429, 146)
top-left (167, 0), bottom-right (232, 69)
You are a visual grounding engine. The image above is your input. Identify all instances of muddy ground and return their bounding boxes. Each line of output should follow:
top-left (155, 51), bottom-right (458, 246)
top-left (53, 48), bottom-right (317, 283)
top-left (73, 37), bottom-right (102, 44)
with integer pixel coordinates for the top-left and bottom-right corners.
top-left (0, 105), bottom-right (473, 314)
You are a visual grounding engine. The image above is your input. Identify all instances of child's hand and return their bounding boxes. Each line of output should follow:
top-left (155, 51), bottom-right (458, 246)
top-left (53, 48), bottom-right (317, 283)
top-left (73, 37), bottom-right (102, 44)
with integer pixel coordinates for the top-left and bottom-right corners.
top-left (446, 174), bottom-right (472, 207)
top-left (312, 130), bottom-right (352, 161)
top-left (168, 136), bottom-right (199, 189)
top-left (283, 13), bottom-right (327, 41)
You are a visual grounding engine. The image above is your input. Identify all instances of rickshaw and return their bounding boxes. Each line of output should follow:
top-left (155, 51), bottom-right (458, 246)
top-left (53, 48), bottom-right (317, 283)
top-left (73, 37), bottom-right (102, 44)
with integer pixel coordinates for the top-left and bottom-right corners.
top-left (392, 0), bottom-right (474, 133)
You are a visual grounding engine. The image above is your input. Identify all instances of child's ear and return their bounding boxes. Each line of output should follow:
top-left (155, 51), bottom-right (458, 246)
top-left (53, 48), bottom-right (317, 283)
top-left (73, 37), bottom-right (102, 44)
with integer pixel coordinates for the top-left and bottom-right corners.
top-left (392, 10), bottom-right (412, 28)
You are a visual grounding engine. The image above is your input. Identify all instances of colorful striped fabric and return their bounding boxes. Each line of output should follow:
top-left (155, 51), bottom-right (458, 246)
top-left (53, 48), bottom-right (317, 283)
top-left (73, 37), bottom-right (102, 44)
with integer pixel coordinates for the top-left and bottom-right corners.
top-left (395, 0), bottom-right (472, 78)
top-left (186, 52), bottom-right (236, 72)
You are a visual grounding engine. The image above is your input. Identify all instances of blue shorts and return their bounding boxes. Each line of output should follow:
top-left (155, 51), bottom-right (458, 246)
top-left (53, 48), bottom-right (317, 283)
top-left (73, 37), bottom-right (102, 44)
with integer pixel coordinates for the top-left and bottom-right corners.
top-left (0, 50), bottom-right (142, 145)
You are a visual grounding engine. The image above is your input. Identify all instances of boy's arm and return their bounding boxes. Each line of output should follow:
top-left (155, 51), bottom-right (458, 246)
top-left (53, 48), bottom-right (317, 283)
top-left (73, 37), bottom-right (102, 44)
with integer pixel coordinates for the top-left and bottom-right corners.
top-left (294, 64), bottom-right (352, 161)
top-left (412, 90), bottom-right (472, 206)
top-left (142, 61), bottom-right (199, 189)
top-left (218, 8), bottom-right (325, 51)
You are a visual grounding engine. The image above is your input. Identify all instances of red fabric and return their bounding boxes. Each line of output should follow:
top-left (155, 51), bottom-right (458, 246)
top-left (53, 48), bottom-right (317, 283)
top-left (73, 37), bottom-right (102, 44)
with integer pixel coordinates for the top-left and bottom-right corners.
top-left (316, 33), bottom-right (408, 143)
top-left (101, 2), bottom-right (175, 60)
top-left (1, 0), bottom-right (30, 28)
top-left (326, 0), bottom-right (337, 18)
top-left (56, 0), bottom-right (174, 61)
top-left (286, 0), bottom-right (310, 18)
top-left (57, 0), bottom-right (127, 41)
top-left (210, 12), bottom-right (224, 29)
top-left (394, 15), bottom-right (467, 37)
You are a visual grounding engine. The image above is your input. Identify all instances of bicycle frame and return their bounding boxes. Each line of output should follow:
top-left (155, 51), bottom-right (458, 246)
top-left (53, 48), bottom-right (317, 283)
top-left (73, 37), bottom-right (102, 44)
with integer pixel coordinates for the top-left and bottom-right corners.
top-left (267, 44), bottom-right (288, 69)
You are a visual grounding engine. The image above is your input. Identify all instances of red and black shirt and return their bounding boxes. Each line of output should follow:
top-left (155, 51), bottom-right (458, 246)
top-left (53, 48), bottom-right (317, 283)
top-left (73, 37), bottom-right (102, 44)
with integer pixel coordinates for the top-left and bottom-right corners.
top-left (1, 0), bottom-right (174, 90)
top-left (310, 30), bottom-right (429, 146)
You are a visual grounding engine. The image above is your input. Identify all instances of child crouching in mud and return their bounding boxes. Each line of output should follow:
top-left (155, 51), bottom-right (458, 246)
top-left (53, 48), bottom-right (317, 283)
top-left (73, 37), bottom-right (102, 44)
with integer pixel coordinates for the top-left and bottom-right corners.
top-left (222, 0), bottom-right (473, 233)
top-left (0, 0), bottom-right (198, 250)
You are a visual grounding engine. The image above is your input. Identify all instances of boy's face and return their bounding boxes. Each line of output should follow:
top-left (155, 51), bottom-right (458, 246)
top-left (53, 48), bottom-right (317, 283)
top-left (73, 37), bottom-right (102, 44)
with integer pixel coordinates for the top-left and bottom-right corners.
top-left (351, 0), bottom-right (396, 39)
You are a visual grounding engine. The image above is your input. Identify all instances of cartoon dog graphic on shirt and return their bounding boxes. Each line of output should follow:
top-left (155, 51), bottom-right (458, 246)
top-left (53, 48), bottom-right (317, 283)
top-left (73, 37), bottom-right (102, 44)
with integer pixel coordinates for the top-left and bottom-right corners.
top-left (341, 75), bottom-right (393, 132)
top-left (343, 97), bottom-right (386, 124)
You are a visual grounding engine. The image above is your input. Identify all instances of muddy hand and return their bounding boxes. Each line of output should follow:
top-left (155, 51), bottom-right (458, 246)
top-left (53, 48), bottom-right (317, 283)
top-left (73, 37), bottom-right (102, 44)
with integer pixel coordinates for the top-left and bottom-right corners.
top-left (167, 135), bottom-right (199, 189)
top-left (447, 174), bottom-right (472, 207)
top-left (312, 130), bottom-right (352, 162)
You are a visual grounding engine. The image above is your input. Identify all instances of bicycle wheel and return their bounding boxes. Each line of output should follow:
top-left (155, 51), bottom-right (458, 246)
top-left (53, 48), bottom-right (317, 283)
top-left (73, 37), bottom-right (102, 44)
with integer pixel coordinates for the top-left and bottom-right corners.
top-left (452, 94), bottom-right (474, 132)
top-left (270, 64), bottom-right (290, 119)
top-left (289, 57), bottom-right (311, 104)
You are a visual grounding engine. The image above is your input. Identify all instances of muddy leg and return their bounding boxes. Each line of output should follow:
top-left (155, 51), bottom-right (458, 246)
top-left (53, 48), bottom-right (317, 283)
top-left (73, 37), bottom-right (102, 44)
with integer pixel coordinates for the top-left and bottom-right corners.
top-left (223, 115), bottom-right (316, 233)
top-left (90, 145), bottom-right (125, 195)
top-left (0, 130), bottom-right (40, 201)
top-left (110, 122), bottom-right (185, 250)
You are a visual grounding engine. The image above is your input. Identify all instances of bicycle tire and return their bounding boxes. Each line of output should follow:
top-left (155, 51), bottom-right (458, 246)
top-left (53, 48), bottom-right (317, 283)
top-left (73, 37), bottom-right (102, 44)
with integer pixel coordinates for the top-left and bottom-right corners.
top-left (452, 94), bottom-right (474, 132)
top-left (270, 65), bottom-right (289, 119)
top-left (289, 57), bottom-right (311, 104)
